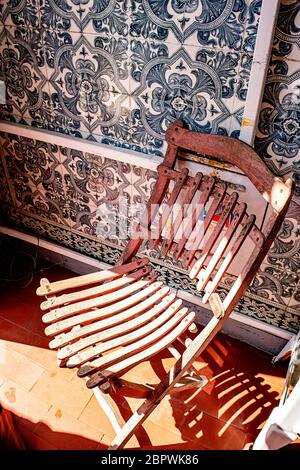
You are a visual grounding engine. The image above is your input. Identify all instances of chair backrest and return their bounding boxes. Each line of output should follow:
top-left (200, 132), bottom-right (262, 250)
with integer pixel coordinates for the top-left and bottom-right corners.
top-left (119, 120), bottom-right (293, 317)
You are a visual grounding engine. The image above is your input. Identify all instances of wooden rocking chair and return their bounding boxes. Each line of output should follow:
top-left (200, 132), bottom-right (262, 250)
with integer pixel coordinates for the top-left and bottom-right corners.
top-left (36, 120), bottom-right (293, 449)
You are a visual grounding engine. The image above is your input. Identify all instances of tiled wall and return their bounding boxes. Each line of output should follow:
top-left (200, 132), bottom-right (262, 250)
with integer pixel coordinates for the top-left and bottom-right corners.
top-left (0, 1), bottom-right (261, 154)
top-left (0, 1), bottom-right (299, 333)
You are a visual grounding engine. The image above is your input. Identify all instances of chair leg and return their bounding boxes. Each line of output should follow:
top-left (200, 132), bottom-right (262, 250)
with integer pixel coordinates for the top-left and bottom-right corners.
top-left (92, 386), bottom-right (125, 436)
top-left (109, 314), bottom-right (225, 449)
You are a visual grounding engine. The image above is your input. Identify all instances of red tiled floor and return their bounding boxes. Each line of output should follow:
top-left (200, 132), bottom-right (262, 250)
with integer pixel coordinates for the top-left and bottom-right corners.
top-left (0, 263), bottom-right (289, 450)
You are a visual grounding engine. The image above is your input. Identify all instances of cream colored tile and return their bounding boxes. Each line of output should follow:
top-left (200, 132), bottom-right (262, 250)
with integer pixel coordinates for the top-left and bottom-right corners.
top-left (0, 345), bottom-right (44, 391)
top-left (78, 395), bottom-right (116, 438)
top-left (0, 379), bottom-right (51, 430)
top-left (30, 369), bottom-right (93, 418)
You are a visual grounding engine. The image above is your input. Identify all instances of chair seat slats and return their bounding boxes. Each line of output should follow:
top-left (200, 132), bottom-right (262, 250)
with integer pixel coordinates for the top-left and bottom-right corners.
top-left (66, 299), bottom-right (184, 369)
top-left (189, 192), bottom-right (239, 280)
top-left (80, 311), bottom-right (196, 387)
top-left (150, 168), bottom-right (189, 248)
top-left (174, 176), bottom-right (215, 260)
top-left (59, 293), bottom-right (177, 363)
top-left (44, 280), bottom-right (163, 336)
top-left (40, 264), bottom-right (152, 311)
top-left (49, 286), bottom-right (171, 350)
top-left (42, 267), bottom-right (154, 323)
top-left (161, 172), bottom-right (203, 256)
top-left (36, 258), bottom-right (149, 296)
top-left (184, 182), bottom-right (227, 267)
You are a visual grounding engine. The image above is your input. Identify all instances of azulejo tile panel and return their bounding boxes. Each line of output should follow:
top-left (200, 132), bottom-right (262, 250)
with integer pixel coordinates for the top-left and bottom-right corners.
top-left (130, 0), bottom-right (261, 50)
top-left (0, 25), bottom-right (48, 124)
top-left (47, 0), bottom-right (130, 35)
top-left (0, 133), bottom-right (68, 225)
top-left (40, 0), bottom-right (82, 32)
top-left (273, 0), bottom-right (300, 61)
top-left (0, 0), bottom-right (262, 151)
top-left (255, 59), bottom-right (300, 179)
top-left (44, 29), bottom-right (131, 141)
top-left (250, 266), bottom-right (299, 307)
top-left (0, 0), bottom-right (41, 28)
top-left (60, 147), bottom-right (131, 245)
top-left (255, 1), bottom-right (300, 204)
top-left (130, 40), bottom-right (248, 153)
top-left (261, 200), bottom-right (300, 276)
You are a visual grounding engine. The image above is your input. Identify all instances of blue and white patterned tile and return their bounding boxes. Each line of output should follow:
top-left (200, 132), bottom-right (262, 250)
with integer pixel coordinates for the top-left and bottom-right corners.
top-left (70, 201), bottom-right (130, 247)
top-left (0, 26), bottom-right (48, 123)
top-left (93, 94), bottom-right (132, 147)
top-left (40, 0), bottom-right (83, 32)
top-left (128, 163), bottom-right (158, 240)
top-left (250, 265), bottom-right (299, 307)
top-left (130, 0), bottom-right (250, 50)
top-left (79, 0), bottom-right (130, 36)
top-left (243, 0), bottom-right (262, 53)
top-left (0, 133), bottom-right (67, 225)
top-left (44, 30), bottom-right (88, 135)
top-left (273, 0), bottom-right (300, 61)
top-left (60, 147), bottom-right (131, 236)
top-left (0, 134), bottom-right (15, 219)
top-left (1, 133), bottom-right (61, 187)
top-left (260, 199), bottom-right (300, 276)
top-left (130, 40), bottom-right (247, 153)
top-left (286, 282), bottom-right (300, 310)
top-left (255, 58), bottom-right (300, 177)
top-left (45, 30), bottom-right (131, 138)
top-left (0, 0), bottom-right (40, 28)
top-left (0, 25), bottom-right (7, 79)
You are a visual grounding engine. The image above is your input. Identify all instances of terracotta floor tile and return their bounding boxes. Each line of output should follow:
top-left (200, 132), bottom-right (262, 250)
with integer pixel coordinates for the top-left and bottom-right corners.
top-left (0, 379), bottom-right (51, 431)
top-left (30, 369), bottom-right (93, 418)
top-left (170, 377), bottom-right (222, 419)
top-left (34, 406), bottom-right (102, 450)
top-left (0, 289), bottom-right (43, 337)
top-left (235, 343), bottom-right (286, 388)
top-left (145, 396), bottom-right (183, 439)
top-left (20, 344), bottom-right (58, 373)
top-left (122, 356), bottom-right (175, 385)
top-left (190, 335), bottom-right (242, 380)
top-left (0, 344), bottom-right (45, 391)
top-left (216, 371), bottom-right (282, 434)
top-left (0, 330), bottom-right (30, 356)
top-left (175, 403), bottom-right (248, 450)
top-left (17, 424), bottom-right (58, 450)
top-left (0, 317), bottom-right (48, 350)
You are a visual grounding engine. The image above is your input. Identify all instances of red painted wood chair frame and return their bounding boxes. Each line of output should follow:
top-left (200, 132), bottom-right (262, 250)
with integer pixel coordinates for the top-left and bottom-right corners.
top-left (37, 120), bottom-right (293, 449)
